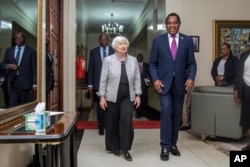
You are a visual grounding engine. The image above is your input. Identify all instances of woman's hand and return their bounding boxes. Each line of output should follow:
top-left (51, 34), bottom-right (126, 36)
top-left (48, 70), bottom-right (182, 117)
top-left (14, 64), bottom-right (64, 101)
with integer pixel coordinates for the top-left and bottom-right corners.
top-left (134, 96), bottom-right (141, 109)
top-left (99, 96), bottom-right (107, 110)
top-left (215, 75), bottom-right (224, 86)
top-left (234, 90), bottom-right (240, 104)
top-left (215, 75), bottom-right (224, 81)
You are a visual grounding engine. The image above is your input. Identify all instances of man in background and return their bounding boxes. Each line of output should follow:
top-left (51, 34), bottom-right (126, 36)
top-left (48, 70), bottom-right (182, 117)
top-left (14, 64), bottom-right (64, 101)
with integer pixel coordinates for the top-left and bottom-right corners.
top-left (1, 32), bottom-right (37, 107)
top-left (45, 32), bottom-right (54, 109)
top-left (135, 53), bottom-right (150, 118)
top-left (87, 33), bottom-right (115, 135)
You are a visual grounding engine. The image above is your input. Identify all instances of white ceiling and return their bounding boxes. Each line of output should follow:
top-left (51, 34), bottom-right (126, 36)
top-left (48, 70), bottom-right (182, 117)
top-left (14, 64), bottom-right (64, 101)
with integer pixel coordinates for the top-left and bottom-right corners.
top-left (1, 0), bottom-right (148, 36)
top-left (0, 0), bottom-right (37, 28)
top-left (77, 0), bottom-right (149, 35)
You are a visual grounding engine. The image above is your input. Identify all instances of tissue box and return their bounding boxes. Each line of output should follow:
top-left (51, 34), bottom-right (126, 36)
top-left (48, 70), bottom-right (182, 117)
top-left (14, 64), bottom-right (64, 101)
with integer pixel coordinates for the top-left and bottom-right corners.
top-left (25, 111), bottom-right (50, 131)
top-left (25, 112), bottom-right (36, 122)
top-left (25, 122), bottom-right (45, 131)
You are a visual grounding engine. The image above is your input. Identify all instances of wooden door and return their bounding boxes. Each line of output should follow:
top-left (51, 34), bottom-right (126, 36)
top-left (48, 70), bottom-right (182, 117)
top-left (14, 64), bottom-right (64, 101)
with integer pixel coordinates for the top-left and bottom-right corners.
top-left (46, 0), bottom-right (63, 110)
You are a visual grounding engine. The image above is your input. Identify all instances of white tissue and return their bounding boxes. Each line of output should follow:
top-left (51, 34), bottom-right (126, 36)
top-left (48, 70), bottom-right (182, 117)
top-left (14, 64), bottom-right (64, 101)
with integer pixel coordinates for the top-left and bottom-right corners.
top-left (35, 102), bottom-right (46, 113)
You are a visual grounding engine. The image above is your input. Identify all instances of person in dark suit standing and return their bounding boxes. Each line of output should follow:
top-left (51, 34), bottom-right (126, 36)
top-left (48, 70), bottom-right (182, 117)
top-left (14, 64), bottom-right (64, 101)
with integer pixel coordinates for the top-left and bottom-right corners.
top-left (211, 42), bottom-right (238, 87)
top-left (149, 13), bottom-right (197, 161)
top-left (234, 49), bottom-right (250, 151)
top-left (1, 32), bottom-right (37, 107)
top-left (45, 32), bottom-right (54, 109)
top-left (135, 53), bottom-right (150, 118)
top-left (87, 33), bottom-right (115, 135)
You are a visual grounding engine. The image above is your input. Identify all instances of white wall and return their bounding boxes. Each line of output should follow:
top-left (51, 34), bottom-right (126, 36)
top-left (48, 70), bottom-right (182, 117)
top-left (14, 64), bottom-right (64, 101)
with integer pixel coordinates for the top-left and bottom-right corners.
top-left (63, 0), bottom-right (76, 111)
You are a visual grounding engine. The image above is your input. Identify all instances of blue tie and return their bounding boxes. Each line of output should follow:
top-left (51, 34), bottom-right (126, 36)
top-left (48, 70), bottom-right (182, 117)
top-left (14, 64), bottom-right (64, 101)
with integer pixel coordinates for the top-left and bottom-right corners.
top-left (16, 47), bottom-right (21, 65)
top-left (103, 47), bottom-right (107, 58)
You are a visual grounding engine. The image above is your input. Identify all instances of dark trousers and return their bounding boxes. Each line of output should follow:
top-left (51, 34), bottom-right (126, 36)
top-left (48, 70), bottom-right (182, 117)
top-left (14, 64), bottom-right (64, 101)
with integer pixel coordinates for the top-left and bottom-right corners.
top-left (105, 96), bottom-right (134, 152)
top-left (8, 87), bottom-right (31, 107)
top-left (240, 83), bottom-right (250, 128)
top-left (94, 90), bottom-right (105, 129)
top-left (159, 80), bottom-right (184, 149)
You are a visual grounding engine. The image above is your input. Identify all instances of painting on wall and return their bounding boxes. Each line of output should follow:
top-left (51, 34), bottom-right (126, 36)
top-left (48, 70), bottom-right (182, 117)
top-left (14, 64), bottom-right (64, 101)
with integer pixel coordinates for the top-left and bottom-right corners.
top-left (190, 36), bottom-right (199, 52)
top-left (213, 20), bottom-right (250, 59)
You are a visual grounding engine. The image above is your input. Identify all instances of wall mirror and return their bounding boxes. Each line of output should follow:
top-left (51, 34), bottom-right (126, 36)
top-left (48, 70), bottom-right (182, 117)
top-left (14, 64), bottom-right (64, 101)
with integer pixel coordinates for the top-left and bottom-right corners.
top-left (0, 0), bottom-right (42, 123)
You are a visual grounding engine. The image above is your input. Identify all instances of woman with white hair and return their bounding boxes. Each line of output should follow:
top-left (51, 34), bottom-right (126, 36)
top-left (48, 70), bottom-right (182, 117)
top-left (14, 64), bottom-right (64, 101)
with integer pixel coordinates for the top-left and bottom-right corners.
top-left (98, 36), bottom-right (142, 161)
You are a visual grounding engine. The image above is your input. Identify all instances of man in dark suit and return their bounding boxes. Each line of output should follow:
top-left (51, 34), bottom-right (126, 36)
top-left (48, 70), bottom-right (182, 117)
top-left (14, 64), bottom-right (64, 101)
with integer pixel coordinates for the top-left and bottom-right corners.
top-left (87, 33), bottom-right (115, 135)
top-left (135, 53), bottom-right (150, 118)
top-left (149, 13), bottom-right (197, 161)
top-left (45, 32), bottom-right (54, 109)
top-left (1, 32), bottom-right (37, 107)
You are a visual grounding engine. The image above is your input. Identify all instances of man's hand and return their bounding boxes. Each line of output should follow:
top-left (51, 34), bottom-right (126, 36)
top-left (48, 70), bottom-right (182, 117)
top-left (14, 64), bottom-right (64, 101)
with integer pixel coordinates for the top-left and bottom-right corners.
top-left (7, 64), bottom-right (18, 70)
top-left (153, 80), bottom-right (164, 93)
top-left (185, 79), bottom-right (193, 90)
top-left (88, 87), bottom-right (93, 95)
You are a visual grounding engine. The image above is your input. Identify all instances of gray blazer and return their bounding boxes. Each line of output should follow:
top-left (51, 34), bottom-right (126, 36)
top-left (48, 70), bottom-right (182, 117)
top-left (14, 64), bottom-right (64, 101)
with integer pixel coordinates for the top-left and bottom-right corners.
top-left (98, 53), bottom-right (142, 102)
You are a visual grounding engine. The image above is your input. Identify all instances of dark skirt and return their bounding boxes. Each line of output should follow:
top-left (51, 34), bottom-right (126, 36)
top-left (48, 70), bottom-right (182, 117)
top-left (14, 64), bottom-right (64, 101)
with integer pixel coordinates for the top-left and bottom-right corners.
top-left (240, 83), bottom-right (250, 128)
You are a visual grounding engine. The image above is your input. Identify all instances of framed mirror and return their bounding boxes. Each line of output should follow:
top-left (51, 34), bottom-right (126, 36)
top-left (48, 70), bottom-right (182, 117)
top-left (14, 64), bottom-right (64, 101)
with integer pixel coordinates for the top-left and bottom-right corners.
top-left (0, 0), bottom-right (42, 123)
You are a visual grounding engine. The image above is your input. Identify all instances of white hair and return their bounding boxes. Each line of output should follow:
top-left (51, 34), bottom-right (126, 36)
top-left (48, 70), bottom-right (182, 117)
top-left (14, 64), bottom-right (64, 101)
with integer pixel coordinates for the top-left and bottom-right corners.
top-left (111, 36), bottom-right (130, 49)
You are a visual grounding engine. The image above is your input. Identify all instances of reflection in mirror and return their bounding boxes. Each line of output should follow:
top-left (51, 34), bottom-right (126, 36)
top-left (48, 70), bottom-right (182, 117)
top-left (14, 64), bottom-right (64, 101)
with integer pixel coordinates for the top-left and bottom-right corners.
top-left (0, 0), bottom-right (41, 123)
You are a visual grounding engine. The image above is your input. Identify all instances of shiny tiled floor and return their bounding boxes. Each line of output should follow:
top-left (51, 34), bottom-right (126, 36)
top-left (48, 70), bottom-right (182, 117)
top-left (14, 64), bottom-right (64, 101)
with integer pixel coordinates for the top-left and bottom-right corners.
top-left (77, 107), bottom-right (229, 167)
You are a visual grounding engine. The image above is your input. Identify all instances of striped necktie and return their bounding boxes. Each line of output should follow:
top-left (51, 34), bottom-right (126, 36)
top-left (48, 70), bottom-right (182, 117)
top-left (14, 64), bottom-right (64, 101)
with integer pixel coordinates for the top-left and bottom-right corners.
top-left (139, 63), bottom-right (143, 73)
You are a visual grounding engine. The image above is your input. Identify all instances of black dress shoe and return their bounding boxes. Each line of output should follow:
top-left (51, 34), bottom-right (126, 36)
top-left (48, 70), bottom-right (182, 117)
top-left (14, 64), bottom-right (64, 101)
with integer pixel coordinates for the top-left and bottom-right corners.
top-left (114, 150), bottom-right (121, 157)
top-left (98, 128), bottom-right (104, 136)
top-left (122, 152), bottom-right (132, 161)
top-left (169, 146), bottom-right (181, 156)
top-left (242, 144), bottom-right (250, 151)
top-left (179, 125), bottom-right (191, 131)
top-left (160, 149), bottom-right (169, 161)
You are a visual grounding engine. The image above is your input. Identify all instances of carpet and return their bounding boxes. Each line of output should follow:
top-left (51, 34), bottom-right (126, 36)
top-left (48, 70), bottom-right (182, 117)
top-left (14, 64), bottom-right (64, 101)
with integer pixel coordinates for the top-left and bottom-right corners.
top-left (77, 120), bottom-right (160, 129)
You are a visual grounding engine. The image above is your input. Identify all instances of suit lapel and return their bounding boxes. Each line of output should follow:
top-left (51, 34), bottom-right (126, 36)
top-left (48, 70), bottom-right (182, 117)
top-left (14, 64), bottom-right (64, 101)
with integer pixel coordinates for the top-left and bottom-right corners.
top-left (163, 34), bottom-right (173, 60)
top-left (96, 47), bottom-right (102, 63)
top-left (176, 34), bottom-right (185, 60)
top-left (108, 46), bottom-right (114, 56)
top-left (19, 46), bottom-right (26, 65)
top-left (11, 46), bottom-right (16, 60)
